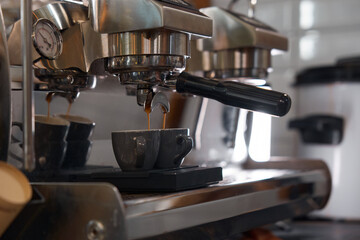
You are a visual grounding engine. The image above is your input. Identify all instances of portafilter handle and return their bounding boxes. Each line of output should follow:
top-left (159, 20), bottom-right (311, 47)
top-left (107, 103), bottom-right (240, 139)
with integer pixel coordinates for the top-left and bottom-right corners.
top-left (176, 72), bottom-right (291, 117)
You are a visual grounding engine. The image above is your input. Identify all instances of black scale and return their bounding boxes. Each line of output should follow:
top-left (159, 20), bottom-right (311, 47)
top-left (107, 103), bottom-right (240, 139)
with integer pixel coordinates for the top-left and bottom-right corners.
top-left (26, 166), bottom-right (223, 192)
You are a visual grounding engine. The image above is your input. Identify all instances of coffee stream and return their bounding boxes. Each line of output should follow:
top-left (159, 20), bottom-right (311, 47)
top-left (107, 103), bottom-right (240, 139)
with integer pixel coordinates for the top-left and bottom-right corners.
top-left (45, 94), bottom-right (52, 120)
top-left (48, 92), bottom-right (166, 130)
top-left (161, 106), bottom-right (167, 129)
top-left (66, 103), bottom-right (72, 117)
top-left (46, 94), bottom-right (72, 119)
top-left (144, 105), bottom-right (167, 130)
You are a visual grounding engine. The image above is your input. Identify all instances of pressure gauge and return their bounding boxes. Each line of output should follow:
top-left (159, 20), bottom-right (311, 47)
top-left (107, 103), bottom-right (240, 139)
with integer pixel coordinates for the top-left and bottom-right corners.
top-left (32, 19), bottom-right (63, 60)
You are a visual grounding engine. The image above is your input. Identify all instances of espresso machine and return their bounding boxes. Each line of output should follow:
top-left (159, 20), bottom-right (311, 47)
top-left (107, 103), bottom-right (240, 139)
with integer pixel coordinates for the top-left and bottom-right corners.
top-left (184, 5), bottom-right (289, 167)
top-left (7, 0), bottom-right (292, 186)
top-left (1, 1), bottom-right (332, 239)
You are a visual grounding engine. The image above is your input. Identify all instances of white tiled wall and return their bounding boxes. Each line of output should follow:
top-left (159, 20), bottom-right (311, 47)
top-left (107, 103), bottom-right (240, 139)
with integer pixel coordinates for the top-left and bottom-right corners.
top-left (212, 0), bottom-right (360, 157)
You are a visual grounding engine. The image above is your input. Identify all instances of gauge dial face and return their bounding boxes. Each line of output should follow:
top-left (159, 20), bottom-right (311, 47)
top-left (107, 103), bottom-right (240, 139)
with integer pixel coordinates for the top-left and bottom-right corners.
top-left (33, 19), bottom-right (63, 59)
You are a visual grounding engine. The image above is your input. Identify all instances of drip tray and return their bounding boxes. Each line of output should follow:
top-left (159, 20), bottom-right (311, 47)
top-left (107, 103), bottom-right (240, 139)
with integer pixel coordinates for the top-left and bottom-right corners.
top-left (26, 166), bottom-right (223, 192)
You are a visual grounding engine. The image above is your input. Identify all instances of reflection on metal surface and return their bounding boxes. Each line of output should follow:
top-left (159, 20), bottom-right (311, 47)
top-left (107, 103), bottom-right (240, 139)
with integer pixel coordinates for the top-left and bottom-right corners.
top-left (88, 0), bottom-right (212, 37)
top-left (185, 5), bottom-right (289, 169)
top-left (300, 0), bottom-right (315, 29)
top-left (107, 55), bottom-right (187, 86)
top-left (213, 48), bottom-right (271, 79)
top-left (108, 30), bottom-right (190, 57)
top-left (198, 7), bottom-right (287, 52)
top-left (150, 92), bottom-right (170, 113)
top-left (21, 0), bottom-right (35, 171)
top-left (2, 160), bottom-right (331, 239)
top-left (8, 15), bottom-right (107, 72)
top-left (2, 183), bottom-right (127, 240)
top-left (124, 162), bottom-right (330, 239)
top-left (190, 6), bottom-right (288, 80)
top-left (7, 1), bottom-right (211, 94)
top-left (194, 97), bottom-right (208, 149)
top-left (222, 106), bottom-right (240, 148)
top-left (34, 69), bottom-right (98, 92)
top-left (249, 111), bottom-right (271, 162)
top-left (248, 0), bottom-right (257, 18)
top-left (32, 2), bottom-right (88, 30)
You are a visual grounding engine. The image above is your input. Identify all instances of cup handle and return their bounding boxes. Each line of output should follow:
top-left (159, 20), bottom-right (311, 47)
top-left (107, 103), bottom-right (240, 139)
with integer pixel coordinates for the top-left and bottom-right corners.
top-left (8, 122), bottom-right (24, 165)
top-left (11, 121), bottom-right (23, 143)
top-left (174, 135), bottom-right (193, 165)
top-left (135, 136), bottom-right (146, 168)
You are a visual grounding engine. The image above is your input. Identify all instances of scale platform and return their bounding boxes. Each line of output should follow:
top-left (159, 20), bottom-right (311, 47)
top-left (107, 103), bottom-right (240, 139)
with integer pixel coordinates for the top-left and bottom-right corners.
top-left (26, 165), bottom-right (223, 192)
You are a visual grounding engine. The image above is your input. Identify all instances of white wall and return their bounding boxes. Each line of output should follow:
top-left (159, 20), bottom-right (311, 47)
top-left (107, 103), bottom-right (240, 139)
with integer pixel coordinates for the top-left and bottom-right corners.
top-left (212, 0), bottom-right (360, 157)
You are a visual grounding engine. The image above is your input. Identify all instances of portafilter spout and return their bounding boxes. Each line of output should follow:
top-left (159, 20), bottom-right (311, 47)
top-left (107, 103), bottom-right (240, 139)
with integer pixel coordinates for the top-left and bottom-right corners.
top-left (46, 91), bottom-right (80, 105)
top-left (176, 72), bottom-right (291, 117)
top-left (137, 86), bottom-right (170, 114)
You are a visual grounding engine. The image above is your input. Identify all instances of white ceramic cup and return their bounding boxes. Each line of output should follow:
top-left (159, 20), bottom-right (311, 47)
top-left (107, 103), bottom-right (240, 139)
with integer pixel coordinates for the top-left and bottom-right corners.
top-left (0, 162), bottom-right (32, 237)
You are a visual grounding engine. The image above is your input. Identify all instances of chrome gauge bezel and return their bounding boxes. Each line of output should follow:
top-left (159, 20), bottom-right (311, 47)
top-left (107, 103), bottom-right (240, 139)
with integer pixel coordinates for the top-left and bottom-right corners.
top-left (32, 18), bottom-right (63, 60)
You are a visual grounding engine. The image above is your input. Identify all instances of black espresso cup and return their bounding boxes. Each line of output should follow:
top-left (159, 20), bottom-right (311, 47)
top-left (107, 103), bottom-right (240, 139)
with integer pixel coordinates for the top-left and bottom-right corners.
top-left (112, 130), bottom-right (161, 171)
top-left (34, 115), bottom-right (70, 170)
top-left (61, 140), bottom-right (92, 168)
top-left (56, 114), bottom-right (95, 141)
top-left (57, 114), bottom-right (95, 169)
top-left (155, 128), bottom-right (193, 169)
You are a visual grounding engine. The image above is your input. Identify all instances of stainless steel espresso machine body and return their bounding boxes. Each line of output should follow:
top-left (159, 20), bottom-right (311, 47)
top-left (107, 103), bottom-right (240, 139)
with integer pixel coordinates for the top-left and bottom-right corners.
top-left (8, 0), bottom-right (291, 114)
top-left (8, 0), bottom-right (213, 105)
top-left (7, 0), bottom-right (292, 170)
top-left (0, 1), bottom-right (332, 239)
top-left (184, 6), bottom-right (289, 166)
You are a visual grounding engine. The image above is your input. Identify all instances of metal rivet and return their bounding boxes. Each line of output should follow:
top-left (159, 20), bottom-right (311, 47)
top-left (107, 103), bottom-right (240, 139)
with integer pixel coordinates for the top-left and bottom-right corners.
top-left (86, 220), bottom-right (105, 240)
top-left (39, 156), bottom-right (46, 166)
top-left (66, 75), bottom-right (74, 84)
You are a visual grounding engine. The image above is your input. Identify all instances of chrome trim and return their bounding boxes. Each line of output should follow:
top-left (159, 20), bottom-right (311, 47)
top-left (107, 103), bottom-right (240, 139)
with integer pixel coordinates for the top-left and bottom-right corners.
top-left (123, 164), bottom-right (330, 239)
top-left (21, 0), bottom-right (35, 171)
top-left (108, 30), bottom-right (190, 57)
top-left (214, 48), bottom-right (271, 71)
top-left (32, 2), bottom-right (88, 30)
top-left (32, 19), bottom-right (63, 60)
top-left (89, 0), bottom-right (212, 37)
top-left (107, 55), bottom-right (187, 85)
top-left (198, 7), bottom-right (288, 52)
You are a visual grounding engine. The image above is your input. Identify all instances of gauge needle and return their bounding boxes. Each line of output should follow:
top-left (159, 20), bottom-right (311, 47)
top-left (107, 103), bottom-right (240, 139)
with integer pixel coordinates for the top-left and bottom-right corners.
top-left (39, 32), bottom-right (52, 48)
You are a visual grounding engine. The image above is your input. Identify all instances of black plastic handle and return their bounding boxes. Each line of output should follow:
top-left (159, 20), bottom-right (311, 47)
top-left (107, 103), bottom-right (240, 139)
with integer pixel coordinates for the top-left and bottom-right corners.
top-left (289, 115), bottom-right (344, 144)
top-left (176, 72), bottom-right (291, 117)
